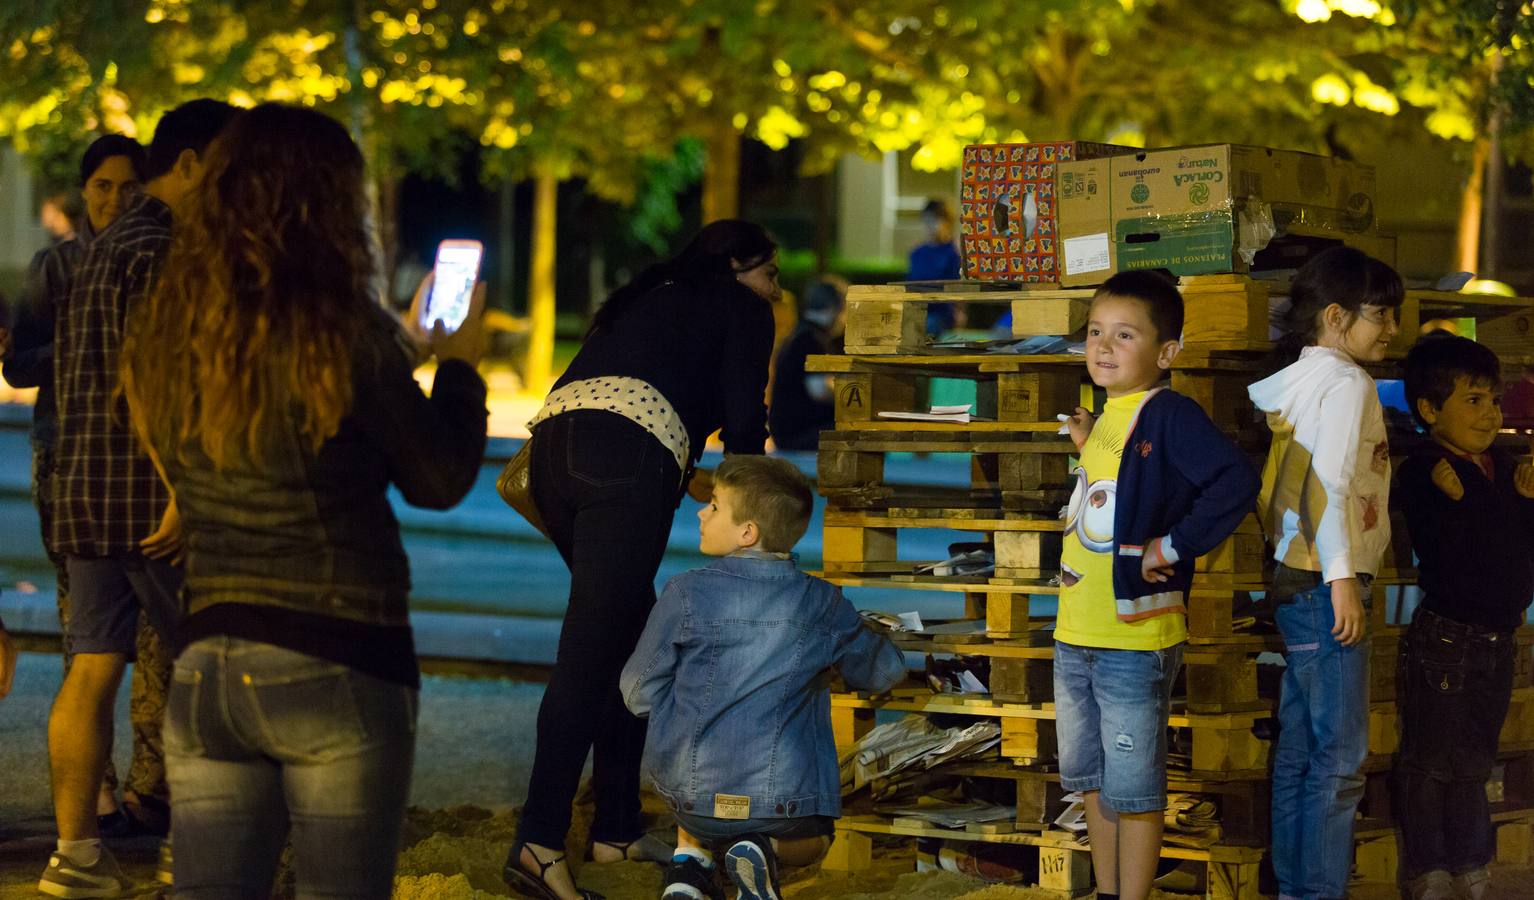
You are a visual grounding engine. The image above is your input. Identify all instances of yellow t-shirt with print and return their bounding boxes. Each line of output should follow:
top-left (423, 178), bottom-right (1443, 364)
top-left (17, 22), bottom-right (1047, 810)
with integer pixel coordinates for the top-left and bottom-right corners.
top-left (1054, 390), bottom-right (1187, 650)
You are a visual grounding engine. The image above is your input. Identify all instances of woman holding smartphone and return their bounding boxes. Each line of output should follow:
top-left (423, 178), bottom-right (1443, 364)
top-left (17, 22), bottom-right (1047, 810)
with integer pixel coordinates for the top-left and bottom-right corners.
top-left (507, 221), bottom-right (779, 900)
top-left (120, 103), bottom-right (488, 897)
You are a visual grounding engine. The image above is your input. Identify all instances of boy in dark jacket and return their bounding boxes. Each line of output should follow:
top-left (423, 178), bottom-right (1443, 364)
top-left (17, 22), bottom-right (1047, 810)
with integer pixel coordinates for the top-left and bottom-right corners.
top-left (1395, 335), bottom-right (1534, 900)
top-left (620, 455), bottom-right (904, 900)
top-left (1058, 271), bottom-right (1260, 900)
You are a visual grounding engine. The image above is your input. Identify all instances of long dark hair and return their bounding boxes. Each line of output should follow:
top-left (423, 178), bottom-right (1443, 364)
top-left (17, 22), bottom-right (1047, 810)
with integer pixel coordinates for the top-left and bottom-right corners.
top-left (588, 219), bottom-right (776, 335)
top-left (122, 103), bottom-right (376, 469)
top-left (1273, 245), bottom-right (1404, 367)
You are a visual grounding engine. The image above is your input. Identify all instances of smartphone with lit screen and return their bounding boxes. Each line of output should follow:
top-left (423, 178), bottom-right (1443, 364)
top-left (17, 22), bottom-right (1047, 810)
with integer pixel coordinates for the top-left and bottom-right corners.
top-left (420, 239), bottom-right (483, 333)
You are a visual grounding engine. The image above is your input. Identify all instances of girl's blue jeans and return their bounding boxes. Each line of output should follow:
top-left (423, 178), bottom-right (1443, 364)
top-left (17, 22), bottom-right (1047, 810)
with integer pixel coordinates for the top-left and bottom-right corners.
top-left (1270, 570), bottom-right (1372, 900)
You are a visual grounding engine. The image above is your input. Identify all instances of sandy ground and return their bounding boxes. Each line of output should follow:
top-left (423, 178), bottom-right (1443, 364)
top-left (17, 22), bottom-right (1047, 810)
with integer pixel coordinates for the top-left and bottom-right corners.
top-left (4, 651), bottom-right (1534, 898)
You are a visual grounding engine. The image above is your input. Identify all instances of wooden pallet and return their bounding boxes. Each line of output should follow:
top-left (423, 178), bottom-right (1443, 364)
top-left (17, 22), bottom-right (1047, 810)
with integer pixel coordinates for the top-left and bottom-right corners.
top-left (825, 814), bottom-right (1265, 899)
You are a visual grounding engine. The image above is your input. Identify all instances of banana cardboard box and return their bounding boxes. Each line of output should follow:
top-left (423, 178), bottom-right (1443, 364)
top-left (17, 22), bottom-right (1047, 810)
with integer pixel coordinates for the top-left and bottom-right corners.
top-left (1073, 144), bottom-right (1389, 279)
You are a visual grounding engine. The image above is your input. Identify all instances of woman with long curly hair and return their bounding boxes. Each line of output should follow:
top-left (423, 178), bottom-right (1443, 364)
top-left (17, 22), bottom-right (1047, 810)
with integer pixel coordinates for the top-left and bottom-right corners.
top-left (120, 103), bottom-right (488, 898)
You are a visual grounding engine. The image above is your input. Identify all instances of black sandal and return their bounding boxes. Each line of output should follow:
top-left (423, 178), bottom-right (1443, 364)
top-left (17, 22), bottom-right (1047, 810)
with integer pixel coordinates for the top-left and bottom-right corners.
top-left (503, 840), bottom-right (605, 900)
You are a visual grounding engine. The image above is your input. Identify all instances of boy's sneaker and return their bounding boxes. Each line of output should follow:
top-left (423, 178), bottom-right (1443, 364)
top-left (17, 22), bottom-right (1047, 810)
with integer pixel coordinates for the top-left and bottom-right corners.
top-left (38, 847), bottom-right (137, 899)
top-left (1406, 869), bottom-right (1454, 900)
top-left (723, 835), bottom-right (780, 900)
top-left (660, 855), bottom-right (722, 900)
top-left (1451, 867), bottom-right (1489, 900)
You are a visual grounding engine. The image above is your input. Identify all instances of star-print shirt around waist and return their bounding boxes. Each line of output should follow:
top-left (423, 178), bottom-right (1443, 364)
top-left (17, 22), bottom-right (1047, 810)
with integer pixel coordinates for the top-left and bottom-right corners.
top-left (527, 377), bottom-right (690, 477)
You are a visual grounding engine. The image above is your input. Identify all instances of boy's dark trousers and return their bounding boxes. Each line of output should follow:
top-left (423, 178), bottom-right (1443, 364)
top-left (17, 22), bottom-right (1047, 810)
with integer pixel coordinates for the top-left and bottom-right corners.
top-left (1394, 606), bottom-right (1517, 879)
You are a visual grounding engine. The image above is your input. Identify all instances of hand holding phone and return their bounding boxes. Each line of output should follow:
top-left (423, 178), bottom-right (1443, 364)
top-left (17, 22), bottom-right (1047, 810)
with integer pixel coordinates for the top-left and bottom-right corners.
top-left (419, 239), bottom-right (484, 334)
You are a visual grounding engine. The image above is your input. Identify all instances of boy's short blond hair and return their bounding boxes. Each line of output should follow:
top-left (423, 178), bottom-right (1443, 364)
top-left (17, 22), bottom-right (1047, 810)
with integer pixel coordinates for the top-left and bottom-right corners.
top-left (714, 455), bottom-right (814, 552)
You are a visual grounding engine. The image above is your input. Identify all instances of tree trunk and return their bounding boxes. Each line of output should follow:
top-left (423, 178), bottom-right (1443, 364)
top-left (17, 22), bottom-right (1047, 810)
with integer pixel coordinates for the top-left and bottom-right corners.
top-left (525, 172), bottom-right (557, 393)
top-left (702, 120), bottom-right (741, 223)
top-left (1481, 111), bottom-right (1504, 280)
top-left (497, 179), bottom-right (517, 313)
top-left (1455, 134), bottom-right (1489, 276)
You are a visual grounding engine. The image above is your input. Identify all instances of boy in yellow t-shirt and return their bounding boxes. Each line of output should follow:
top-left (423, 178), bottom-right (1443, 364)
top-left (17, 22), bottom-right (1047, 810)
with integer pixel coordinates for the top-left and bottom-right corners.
top-left (1057, 272), bottom-right (1259, 900)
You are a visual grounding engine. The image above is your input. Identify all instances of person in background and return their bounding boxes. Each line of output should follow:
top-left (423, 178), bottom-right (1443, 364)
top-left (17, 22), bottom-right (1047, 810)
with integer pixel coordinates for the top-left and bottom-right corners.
top-left (1393, 335), bottom-right (1534, 900)
top-left (622, 455), bottom-right (905, 900)
top-left (506, 220), bottom-right (779, 900)
top-left (768, 277), bottom-right (846, 451)
top-left (0, 613), bottom-right (16, 700)
top-left (908, 198), bottom-right (963, 336)
top-left (40, 192), bottom-right (80, 244)
top-left (6, 134), bottom-right (172, 841)
top-left (1247, 246), bottom-right (1403, 900)
top-left (39, 100), bottom-right (238, 899)
top-left (1056, 272), bottom-right (1258, 900)
top-left (121, 102), bottom-right (488, 898)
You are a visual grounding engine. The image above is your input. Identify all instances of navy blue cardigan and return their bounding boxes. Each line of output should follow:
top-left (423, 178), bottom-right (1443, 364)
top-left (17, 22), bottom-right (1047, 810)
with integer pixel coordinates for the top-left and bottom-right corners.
top-left (1109, 389), bottom-right (1260, 621)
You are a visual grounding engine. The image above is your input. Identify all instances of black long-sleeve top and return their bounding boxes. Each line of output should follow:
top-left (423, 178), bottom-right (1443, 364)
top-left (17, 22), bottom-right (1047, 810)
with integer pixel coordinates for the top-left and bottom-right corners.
top-left (1398, 444), bottom-right (1534, 632)
top-left (556, 275), bottom-right (774, 460)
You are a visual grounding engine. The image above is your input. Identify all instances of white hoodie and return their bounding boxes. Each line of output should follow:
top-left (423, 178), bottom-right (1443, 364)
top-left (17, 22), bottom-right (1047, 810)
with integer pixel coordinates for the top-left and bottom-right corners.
top-left (1248, 345), bottom-right (1391, 582)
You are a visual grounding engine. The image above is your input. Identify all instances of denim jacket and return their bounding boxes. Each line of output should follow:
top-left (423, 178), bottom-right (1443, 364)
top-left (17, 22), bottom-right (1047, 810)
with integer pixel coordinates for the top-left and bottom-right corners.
top-left (620, 554), bottom-right (905, 821)
top-left (163, 309), bottom-right (488, 627)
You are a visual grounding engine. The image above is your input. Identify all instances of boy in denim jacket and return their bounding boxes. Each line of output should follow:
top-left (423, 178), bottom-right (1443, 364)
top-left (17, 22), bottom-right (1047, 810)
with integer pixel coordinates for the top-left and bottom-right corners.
top-left (1395, 336), bottom-right (1534, 900)
top-left (620, 455), bottom-right (905, 900)
top-left (1058, 271), bottom-right (1260, 900)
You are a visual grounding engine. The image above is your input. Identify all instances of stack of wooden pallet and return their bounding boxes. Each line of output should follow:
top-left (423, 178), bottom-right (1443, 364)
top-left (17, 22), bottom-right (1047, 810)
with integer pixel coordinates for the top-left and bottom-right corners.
top-left (813, 277), bottom-right (1534, 898)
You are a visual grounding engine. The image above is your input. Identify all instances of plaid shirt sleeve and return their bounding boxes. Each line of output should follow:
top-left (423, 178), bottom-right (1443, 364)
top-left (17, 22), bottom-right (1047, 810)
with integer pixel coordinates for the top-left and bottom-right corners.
top-left (51, 196), bottom-right (173, 557)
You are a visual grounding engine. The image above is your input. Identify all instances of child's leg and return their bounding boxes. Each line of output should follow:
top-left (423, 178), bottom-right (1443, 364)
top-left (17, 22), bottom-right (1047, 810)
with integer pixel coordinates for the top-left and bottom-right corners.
top-left (1442, 626), bottom-right (1518, 878)
top-left (771, 836), bottom-right (829, 867)
top-left (1082, 791), bottom-right (1119, 893)
top-left (1088, 644), bottom-right (1182, 900)
top-left (1396, 620), bottom-right (1454, 880)
top-left (1295, 587), bottom-right (1370, 899)
top-left (1113, 811), bottom-right (1164, 900)
top-left (1052, 643), bottom-right (1109, 888)
top-left (673, 826), bottom-right (713, 863)
top-left (1271, 588), bottom-right (1329, 898)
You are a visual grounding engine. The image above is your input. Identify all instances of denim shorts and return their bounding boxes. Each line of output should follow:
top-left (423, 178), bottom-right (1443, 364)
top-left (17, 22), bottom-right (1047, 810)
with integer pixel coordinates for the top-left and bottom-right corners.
top-left (1053, 640), bottom-right (1183, 814)
top-left (65, 554), bottom-right (183, 656)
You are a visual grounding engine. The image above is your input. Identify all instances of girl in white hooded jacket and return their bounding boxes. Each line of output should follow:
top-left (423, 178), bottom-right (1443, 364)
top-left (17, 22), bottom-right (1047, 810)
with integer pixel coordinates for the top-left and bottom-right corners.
top-left (1247, 246), bottom-right (1403, 900)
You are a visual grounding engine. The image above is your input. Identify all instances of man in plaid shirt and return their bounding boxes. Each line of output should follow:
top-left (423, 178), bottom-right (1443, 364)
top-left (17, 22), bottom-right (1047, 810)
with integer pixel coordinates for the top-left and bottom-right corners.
top-left (41, 99), bottom-right (239, 899)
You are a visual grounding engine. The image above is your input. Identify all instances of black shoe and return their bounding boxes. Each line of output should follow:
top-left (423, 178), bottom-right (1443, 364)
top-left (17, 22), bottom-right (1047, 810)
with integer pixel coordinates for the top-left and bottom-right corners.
top-left (502, 840), bottom-right (605, 900)
top-left (660, 855), bottom-right (722, 900)
top-left (722, 836), bottom-right (780, 900)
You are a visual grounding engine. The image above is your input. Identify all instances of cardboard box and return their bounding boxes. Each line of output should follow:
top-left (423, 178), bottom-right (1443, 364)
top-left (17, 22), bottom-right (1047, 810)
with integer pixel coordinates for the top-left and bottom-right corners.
top-left (1055, 156), bottom-right (1116, 287)
top-left (960, 141), bottom-right (1132, 283)
top-left (1109, 144), bottom-right (1377, 276)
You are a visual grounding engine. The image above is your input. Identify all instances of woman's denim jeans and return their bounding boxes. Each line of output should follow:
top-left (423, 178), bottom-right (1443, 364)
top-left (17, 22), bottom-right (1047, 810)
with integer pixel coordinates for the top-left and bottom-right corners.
top-left (1270, 575), bottom-right (1372, 900)
top-left (166, 637), bottom-right (418, 899)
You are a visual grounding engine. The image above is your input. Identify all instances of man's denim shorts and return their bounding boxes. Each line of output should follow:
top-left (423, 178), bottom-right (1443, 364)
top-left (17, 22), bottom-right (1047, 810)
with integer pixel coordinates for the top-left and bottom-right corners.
top-left (65, 554), bottom-right (183, 656)
top-left (1053, 640), bottom-right (1184, 814)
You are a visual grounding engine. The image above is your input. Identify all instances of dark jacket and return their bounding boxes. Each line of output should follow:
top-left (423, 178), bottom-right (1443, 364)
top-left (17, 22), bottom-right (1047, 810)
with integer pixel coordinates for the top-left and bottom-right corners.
top-left (1398, 445), bottom-right (1534, 633)
top-left (4, 222), bottom-right (93, 448)
top-left (164, 308), bottom-right (487, 629)
top-left (1109, 389), bottom-right (1261, 620)
top-left (556, 275), bottom-right (774, 461)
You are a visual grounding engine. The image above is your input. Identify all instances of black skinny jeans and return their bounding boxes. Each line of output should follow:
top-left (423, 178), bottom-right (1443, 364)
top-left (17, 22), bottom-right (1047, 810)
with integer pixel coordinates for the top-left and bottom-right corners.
top-left (1395, 606), bottom-right (1517, 879)
top-left (518, 410), bottom-right (682, 848)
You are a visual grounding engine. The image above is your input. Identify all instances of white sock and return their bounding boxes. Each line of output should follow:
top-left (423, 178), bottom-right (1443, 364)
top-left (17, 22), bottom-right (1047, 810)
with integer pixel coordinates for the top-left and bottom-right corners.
top-left (57, 839), bottom-right (102, 866)
top-left (674, 846), bottom-right (713, 868)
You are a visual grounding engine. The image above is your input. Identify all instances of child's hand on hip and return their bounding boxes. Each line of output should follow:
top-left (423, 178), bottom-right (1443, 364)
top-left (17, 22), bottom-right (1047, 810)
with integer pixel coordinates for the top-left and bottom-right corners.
top-left (1432, 458), bottom-right (1465, 500)
top-left (1140, 537), bottom-right (1175, 583)
top-left (1515, 460), bottom-right (1534, 500)
top-left (1329, 577), bottom-right (1367, 646)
